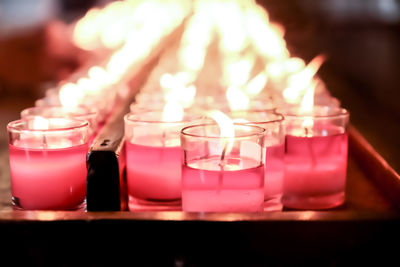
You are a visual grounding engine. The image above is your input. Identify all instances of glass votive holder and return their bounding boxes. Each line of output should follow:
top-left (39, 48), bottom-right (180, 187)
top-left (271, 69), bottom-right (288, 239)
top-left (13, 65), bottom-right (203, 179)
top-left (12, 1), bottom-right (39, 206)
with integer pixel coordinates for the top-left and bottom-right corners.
top-left (282, 106), bottom-right (349, 209)
top-left (124, 111), bottom-right (201, 210)
top-left (20, 106), bottom-right (98, 144)
top-left (7, 117), bottom-right (89, 210)
top-left (227, 110), bottom-right (285, 211)
top-left (180, 123), bottom-right (265, 212)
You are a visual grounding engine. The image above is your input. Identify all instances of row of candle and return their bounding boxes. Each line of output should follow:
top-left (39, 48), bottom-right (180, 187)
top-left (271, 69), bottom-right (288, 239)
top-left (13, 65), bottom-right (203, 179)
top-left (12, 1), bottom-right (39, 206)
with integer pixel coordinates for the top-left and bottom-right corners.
top-left (7, 101), bottom-right (349, 212)
top-left (124, 101), bottom-right (349, 212)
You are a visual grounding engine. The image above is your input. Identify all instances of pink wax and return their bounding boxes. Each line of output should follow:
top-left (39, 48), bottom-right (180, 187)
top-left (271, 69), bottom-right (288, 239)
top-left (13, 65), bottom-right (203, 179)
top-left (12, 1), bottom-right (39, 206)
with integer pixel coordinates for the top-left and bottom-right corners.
top-left (182, 156), bottom-right (264, 212)
top-left (9, 143), bottom-right (88, 210)
top-left (126, 141), bottom-right (181, 207)
top-left (283, 132), bottom-right (348, 209)
top-left (264, 144), bottom-right (285, 210)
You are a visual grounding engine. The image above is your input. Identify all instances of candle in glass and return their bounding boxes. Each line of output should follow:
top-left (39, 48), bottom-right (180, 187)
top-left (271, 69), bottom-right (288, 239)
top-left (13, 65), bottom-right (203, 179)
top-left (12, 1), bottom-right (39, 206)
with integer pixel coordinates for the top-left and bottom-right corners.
top-left (20, 106), bottom-right (98, 144)
top-left (181, 121), bottom-right (265, 212)
top-left (227, 110), bottom-right (285, 211)
top-left (7, 117), bottom-right (89, 210)
top-left (124, 109), bottom-right (199, 210)
top-left (282, 106), bottom-right (349, 209)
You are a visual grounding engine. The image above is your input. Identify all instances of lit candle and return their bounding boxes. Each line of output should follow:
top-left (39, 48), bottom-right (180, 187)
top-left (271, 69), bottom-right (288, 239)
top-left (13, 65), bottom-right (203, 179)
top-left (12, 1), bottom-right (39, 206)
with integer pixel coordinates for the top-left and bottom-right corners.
top-left (181, 111), bottom-right (265, 212)
top-left (20, 105), bottom-right (98, 144)
top-left (124, 103), bottom-right (199, 210)
top-left (282, 105), bottom-right (349, 209)
top-left (227, 110), bottom-right (285, 211)
top-left (7, 117), bottom-right (89, 210)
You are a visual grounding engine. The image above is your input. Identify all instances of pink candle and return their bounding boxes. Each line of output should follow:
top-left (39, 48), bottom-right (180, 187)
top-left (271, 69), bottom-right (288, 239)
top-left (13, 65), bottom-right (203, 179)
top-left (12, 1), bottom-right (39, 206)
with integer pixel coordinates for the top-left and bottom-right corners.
top-left (181, 123), bottom-right (265, 212)
top-left (20, 106), bottom-right (98, 145)
top-left (7, 117), bottom-right (89, 210)
top-left (182, 156), bottom-right (264, 212)
top-left (227, 110), bottom-right (285, 211)
top-left (124, 110), bottom-right (199, 210)
top-left (9, 144), bottom-right (88, 210)
top-left (284, 133), bottom-right (348, 208)
top-left (282, 107), bottom-right (350, 209)
top-left (126, 140), bottom-right (181, 201)
top-left (264, 143), bottom-right (285, 210)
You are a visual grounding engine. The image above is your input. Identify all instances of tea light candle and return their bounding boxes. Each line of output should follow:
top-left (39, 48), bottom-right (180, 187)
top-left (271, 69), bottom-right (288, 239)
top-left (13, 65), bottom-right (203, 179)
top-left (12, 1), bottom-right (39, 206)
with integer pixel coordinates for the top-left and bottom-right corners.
top-left (20, 106), bottom-right (98, 144)
top-left (180, 120), bottom-right (265, 212)
top-left (124, 108), bottom-right (199, 210)
top-left (227, 110), bottom-right (285, 211)
top-left (282, 106), bottom-right (349, 209)
top-left (7, 117), bottom-right (89, 210)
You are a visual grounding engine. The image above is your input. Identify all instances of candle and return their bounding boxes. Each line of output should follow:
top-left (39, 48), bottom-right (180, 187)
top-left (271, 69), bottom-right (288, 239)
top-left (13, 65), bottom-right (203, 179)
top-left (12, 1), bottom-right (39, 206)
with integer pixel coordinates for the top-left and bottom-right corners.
top-left (181, 115), bottom-right (265, 212)
top-left (7, 117), bottom-right (89, 210)
top-left (227, 110), bottom-right (285, 211)
top-left (282, 106), bottom-right (349, 209)
top-left (20, 106), bottom-right (98, 144)
top-left (124, 108), bottom-right (199, 210)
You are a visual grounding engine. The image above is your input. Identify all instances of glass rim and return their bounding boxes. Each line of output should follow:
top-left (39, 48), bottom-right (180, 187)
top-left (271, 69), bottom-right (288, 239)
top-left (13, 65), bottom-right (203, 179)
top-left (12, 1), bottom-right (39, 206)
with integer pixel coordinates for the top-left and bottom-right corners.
top-left (280, 106), bottom-right (349, 119)
top-left (124, 111), bottom-right (203, 124)
top-left (227, 109), bottom-right (284, 124)
top-left (20, 105), bottom-right (97, 118)
top-left (181, 123), bottom-right (266, 139)
top-left (7, 118), bottom-right (89, 134)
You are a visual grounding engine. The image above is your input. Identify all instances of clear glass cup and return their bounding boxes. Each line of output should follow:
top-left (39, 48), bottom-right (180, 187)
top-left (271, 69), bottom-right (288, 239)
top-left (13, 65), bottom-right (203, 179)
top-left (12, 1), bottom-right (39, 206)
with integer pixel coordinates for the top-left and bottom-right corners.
top-left (227, 110), bottom-right (285, 211)
top-left (180, 123), bottom-right (265, 212)
top-left (124, 110), bottom-right (201, 210)
top-left (281, 106), bottom-right (349, 209)
top-left (20, 106), bottom-right (98, 143)
top-left (7, 117), bottom-right (89, 210)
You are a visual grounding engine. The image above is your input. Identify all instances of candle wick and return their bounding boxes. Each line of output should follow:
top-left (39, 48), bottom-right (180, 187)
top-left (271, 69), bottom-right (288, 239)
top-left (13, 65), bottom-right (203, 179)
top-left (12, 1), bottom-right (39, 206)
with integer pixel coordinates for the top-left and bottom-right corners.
top-left (42, 134), bottom-right (48, 149)
top-left (217, 144), bottom-right (228, 195)
top-left (162, 130), bottom-right (166, 147)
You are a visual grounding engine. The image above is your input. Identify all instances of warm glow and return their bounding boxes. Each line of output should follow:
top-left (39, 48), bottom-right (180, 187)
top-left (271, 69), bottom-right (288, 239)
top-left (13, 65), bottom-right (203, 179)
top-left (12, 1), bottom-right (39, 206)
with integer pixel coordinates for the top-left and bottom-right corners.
top-left (33, 116), bottom-right (49, 130)
top-left (162, 100), bottom-right (184, 122)
top-left (245, 72), bottom-right (268, 96)
top-left (300, 81), bottom-right (317, 130)
top-left (59, 83), bottom-right (84, 108)
top-left (88, 66), bottom-right (112, 87)
top-left (223, 56), bottom-right (255, 87)
top-left (72, 8), bottom-right (102, 50)
top-left (160, 72), bottom-right (196, 108)
top-left (283, 54), bottom-right (326, 104)
top-left (226, 86), bottom-right (250, 111)
top-left (216, 1), bottom-right (248, 53)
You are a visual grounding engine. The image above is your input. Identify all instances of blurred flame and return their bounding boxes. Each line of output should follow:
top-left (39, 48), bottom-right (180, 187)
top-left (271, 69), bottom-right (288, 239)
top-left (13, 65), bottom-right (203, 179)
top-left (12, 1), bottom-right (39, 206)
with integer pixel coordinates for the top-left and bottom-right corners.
top-left (300, 81), bottom-right (317, 129)
top-left (33, 116), bottom-right (49, 130)
top-left (283, 55), bottom-right (326, 104)
top-left (245, 72), bottom-right (267, 96)
top-left (160, 72), bottom-right (196, 108)
top-left (59, 83), bottom-right (84, 108)
top-left (162, 100), bottom-right (184, 122)
top-left (226, 87), bottom-right (249, 111)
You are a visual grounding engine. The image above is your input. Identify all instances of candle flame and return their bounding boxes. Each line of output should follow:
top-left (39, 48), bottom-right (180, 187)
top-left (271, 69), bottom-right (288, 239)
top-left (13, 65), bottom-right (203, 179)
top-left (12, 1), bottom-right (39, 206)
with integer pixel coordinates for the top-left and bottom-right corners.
top-left (226, 86), bottom-right (250, 111)
top-left (300, 81), bottom-right (317, 130)
top-left (59, 83), bottom-right (84, 108)
top-left (208, 110), bottom-right (235, 139)
top-left (245, 72), bottom-right (268, 96)
top-left (33, 116), bottom-right (49, 130)
top-left (162, 100), bottom-right (184, 122)
top-left (283, 54), bottom-right (326, 104)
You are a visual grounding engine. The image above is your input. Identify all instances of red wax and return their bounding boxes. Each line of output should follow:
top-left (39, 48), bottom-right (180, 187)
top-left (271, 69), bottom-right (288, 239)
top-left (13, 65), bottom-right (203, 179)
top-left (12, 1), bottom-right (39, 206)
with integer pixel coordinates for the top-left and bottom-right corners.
top-left (283, 132), bottom-right (348, 209)
top-left (9, 144), bottom-right (88, 210)
top-left (126, 141), bottom-right (181, 207)
top-left (182, 156), bottom-right (264, 212)
top-left (264, 144), bottom-right (285, 210)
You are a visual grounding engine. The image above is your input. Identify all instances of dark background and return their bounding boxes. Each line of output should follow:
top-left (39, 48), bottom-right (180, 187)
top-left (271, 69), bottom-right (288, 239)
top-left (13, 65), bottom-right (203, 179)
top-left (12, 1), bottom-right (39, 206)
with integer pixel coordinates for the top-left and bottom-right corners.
top-left (0, 0), bottom-right (399, 173)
